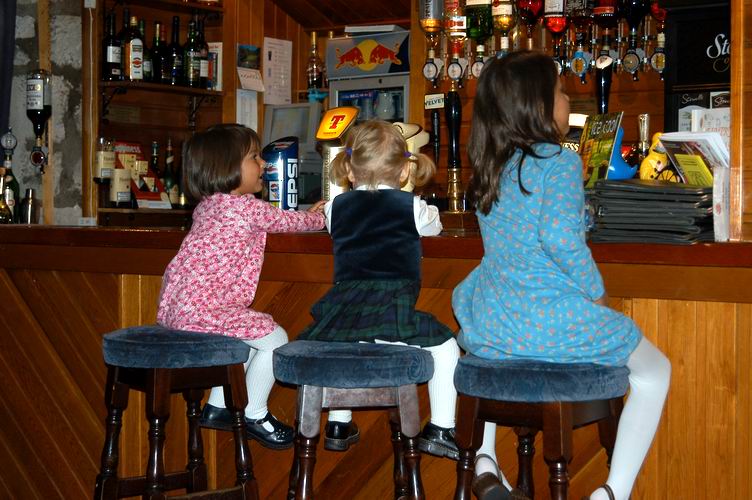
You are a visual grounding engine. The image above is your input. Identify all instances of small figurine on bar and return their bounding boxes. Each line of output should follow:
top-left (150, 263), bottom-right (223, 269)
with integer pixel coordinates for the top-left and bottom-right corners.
top-left (455, 51), bottom-right (671, 500)
top-left (156, 124), bottom-right (326, 449)
top-left (297, 120), bottom-right (461, 461)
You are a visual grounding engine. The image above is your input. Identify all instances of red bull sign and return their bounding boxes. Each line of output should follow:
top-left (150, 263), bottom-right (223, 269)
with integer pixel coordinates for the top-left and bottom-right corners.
top-left (326, 31), bottom-right (410, 80)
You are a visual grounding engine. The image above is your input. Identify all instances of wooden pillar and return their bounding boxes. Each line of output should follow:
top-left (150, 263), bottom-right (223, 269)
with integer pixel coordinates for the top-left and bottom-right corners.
top-left (36, 0), bottom-right (54, 224)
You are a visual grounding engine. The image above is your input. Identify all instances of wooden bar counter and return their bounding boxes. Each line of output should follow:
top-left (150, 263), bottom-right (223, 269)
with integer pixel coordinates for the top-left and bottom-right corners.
top-left (0, 225), bottom-right (750, 499)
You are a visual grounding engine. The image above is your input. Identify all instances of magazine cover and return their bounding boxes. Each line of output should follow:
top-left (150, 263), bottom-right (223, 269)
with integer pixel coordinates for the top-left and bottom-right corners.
top-left (578, 112), bottom-right (624, 189)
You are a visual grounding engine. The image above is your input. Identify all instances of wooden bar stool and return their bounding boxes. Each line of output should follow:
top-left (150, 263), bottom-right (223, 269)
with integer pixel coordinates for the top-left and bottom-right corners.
top-left (453, 356), bottom-right (629, 500)
top-left (94, 325), bottom-right (259, 500)
top-left (273, 340), bottom-right (435, 500)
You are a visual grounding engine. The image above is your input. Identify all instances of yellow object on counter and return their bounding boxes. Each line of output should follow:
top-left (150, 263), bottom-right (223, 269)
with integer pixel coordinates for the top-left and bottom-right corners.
top-left (639, 132), bottom-right (678, 182)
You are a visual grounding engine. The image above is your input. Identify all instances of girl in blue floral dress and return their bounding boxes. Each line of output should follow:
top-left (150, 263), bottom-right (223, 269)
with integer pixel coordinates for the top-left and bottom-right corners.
top-left (452, 51), bottom-right (671, 500)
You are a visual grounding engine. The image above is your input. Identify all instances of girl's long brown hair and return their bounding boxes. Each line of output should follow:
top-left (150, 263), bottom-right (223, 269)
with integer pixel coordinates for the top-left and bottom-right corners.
top-left (467, 51), bottom-right (563, 215)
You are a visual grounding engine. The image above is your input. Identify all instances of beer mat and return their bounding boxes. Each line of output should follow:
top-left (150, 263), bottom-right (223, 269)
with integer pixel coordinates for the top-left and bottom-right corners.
top-left (589, 228), bottom-right (715, 244)
top-left (594, 179), bottom-right (713, 196)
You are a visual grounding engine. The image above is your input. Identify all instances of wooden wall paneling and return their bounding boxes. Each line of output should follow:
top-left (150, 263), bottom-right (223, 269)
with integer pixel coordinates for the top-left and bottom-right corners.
top-left (0, 270), bottom-right (99, 498)
top-left (730, 0), bottom-right (749, 239)
top-left (736, 303), bottom-right (752, 499)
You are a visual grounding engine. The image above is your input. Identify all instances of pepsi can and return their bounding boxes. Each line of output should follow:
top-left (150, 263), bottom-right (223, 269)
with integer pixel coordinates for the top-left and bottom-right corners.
top-left (261, 136), bottom-right (299, 210)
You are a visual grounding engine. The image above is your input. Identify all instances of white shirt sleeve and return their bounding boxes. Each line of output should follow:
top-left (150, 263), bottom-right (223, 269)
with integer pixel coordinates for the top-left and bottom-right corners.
top-left (413, 196), bottom-right (442, 236)
top-left (324, 199), bottom-right (334, 234)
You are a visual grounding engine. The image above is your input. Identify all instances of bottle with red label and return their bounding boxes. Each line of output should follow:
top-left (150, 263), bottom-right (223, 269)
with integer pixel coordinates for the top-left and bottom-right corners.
top-left (544, 0), bottom-right (569, 75)
top-left (444, 0), bottom-right (468, 86)
top-left (122, 15), bottom-right (144, 81)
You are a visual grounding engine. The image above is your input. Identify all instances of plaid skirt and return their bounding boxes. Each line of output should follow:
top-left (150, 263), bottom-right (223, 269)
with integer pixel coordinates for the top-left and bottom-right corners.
top-left (298, 279), bottom-right (454, 347)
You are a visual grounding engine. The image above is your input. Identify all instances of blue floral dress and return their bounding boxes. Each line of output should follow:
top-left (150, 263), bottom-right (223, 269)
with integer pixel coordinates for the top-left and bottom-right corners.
top-left (452, 144), bottom-right (641, 366)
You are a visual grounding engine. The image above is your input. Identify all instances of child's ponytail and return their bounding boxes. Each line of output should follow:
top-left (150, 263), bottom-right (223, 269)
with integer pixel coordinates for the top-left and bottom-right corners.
top-left (329, 149), bottom-right (351, 185)
top-left (409, 152), bottom-right (437, 187)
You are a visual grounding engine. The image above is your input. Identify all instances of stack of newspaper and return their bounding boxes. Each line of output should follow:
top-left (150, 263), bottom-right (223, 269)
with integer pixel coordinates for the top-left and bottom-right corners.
top-left (589, 179), bottom-right (715, 245)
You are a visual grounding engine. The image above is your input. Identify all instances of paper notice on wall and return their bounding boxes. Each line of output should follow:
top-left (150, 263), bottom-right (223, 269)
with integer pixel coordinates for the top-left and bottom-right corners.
top-left (236, 90), bottom-right (258, 131)
top-left (262, 37), bottom-right (292, 105)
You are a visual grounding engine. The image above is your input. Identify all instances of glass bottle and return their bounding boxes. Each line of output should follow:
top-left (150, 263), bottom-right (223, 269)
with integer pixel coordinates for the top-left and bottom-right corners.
top-left (1, 131), bottom-right (19, 223)
top-left (544, 0), bottom-right (569, 75)
top-left (150, 22), bottom-right (167, 84)
top-left (466, 0), bottom-right (493, 59)
top-left (122, 15), bottom-right (144, 81)
top-left (0, 177), bottom-right (13, 224)
top-left (164, 138), bottom-right (179, 206)
top-left (183, 20), bottom-right (201, 88)
top-left (94, 136), bottom-right (114, 209)
top-left (19, 188), bottom-right (37, 224)
top-left (649, 1), bottom-right (667, 78)
top-left (150, 140), bottom-right (163, 187)
top-left (197, 19), bottom-right (210, 89)
top-left (168, 16), bottom-right (184, 86)
top-left (619, 0), bottom-right (650, 79)
top-left (306, 31), bottom-right (325, 89)
top-left (420, 0), bottom-right (444, 51)
top-left (492, 0), bottom-right (516, 56)
top-left (102, 12), bottom-right (122, 81)
top-left (139, 19), bottom-right (152, 82)
top-left (567, 0), bottom-right (594, 83)
top-left (444, 0), bottom-right (468, 85)
top-left (515, 0), bottom-right (543, 50)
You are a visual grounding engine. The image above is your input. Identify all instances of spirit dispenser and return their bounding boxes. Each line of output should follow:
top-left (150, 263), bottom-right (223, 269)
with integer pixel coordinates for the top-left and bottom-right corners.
top-left (593, 0), bottom-right (618, 113)
top-left (465, 0), bottom-right (493, 78)
top-left (316, 106), bottom-right (359, 201)
top-left (648, 0), bottom-right (667, 79)
top-left (568, 0), bottom-right (594, 84)
top-left (26, 69), bottom-right (51, 172)
top-left (515, 0), bottom-right (543, 50)
top-left (492, 0), bottom-right (516, 57)
top-left (544, 0), bottom-right (569, 75)
top-left (420, 0), bottom-right (444, 88)
top-left (619, 0), bottom-right (651, 80)
top-left (444, 0), bottom-right (468, 87)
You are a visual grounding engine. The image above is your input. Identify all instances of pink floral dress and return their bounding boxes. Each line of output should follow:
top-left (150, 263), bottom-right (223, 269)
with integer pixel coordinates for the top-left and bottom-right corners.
top-left (157, 193), bottom-right (325, 339)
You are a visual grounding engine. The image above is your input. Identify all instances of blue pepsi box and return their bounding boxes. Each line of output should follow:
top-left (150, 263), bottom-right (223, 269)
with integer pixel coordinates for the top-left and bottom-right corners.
top-left (262, 137), bottom-right (299, 210)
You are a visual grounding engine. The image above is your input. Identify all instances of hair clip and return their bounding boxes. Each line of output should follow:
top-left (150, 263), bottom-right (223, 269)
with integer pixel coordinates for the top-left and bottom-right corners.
top-left (404, 151), bottom-right (413, 159)
top-left (345, 147), bottom-right (352, 156)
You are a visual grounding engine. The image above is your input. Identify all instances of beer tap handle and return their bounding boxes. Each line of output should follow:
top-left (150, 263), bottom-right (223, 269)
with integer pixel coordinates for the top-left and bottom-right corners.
top-left (445, 90), bottom-right (461, 169)
top-left (431, 108), bottom-right (440, 165)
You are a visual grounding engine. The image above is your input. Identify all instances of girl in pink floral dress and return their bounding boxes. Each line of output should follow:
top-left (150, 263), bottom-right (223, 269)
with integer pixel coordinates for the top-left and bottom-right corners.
top-left (157, 124), bottom-right (325, 449)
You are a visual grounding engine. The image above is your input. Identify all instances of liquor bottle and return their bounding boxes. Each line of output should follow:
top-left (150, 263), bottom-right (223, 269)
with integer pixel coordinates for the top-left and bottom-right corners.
top-left (466, 0), bottom-right (493, 60)
top-left (26, 69), bottom-right (51, 141)
top-left (419, 0), bottom-right (443, 86)
top-left (102, 12), bottom-right (122, 81)
top-left (515, 0), bottom-right (543, 50)
top-left (619, 0), bottom-right (650, 79)
top-left (122, 16), bottom-right (144, 81)
top-left (649, 0), bottom-right (666, 78)
top-left (138, 19), bottom-right (152, 82)
top-left (306, 31), bottom-right (325, 89)
top-left (492, 0), bottom-right (516, 56)
top-left (117, 8), bottom-right (130, 43)
top-left (164, 138), bottom-right (179, 206)
top-left (625, 113), bottom-right (651, 165)
top-left (444, 0), bottom-right (467, 86)
top-left (197, 19), bottom-right (210, 89)
top-left (109, 167), bottom-right (132, 208)
top-left (94, 136), bottom-right (114, 208)
top-left (183, 20), bottom-right (201, 88)
top-left (0, 177), bottom-right (13, 224)
top-left (150, 21), bottom-right (168, 84)
top-left (19, 189), bottom-right (37, 224)
top-left (1, 129), bottom-right (19, 223)
top-left (544, 0), bottom-right (569, 75)
top-left (567, 0), bottom-right (594, 83)
top-left (149, 141), bottom-right (162, 187)
top-left (168, 16), bottom-right (184, 86)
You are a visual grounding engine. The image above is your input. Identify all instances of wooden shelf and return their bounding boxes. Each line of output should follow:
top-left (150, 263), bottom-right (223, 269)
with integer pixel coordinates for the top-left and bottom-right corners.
top-left (113, 0), bottom-right (224, 14)
top-left (101, 80), bottom-right (224, 97)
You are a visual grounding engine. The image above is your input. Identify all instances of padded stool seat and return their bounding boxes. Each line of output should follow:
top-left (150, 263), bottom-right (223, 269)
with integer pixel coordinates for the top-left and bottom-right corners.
top-left (94, 325), bottom-right (259, 500)
top-left (453, 355), bottom-right (630, 500)
top-left (274, 341), bottom-right (434, 500)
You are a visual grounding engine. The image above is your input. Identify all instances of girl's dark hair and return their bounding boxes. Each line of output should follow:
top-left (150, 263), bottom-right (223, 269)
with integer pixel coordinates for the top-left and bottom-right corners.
top-left (183, 123), bottom-right (260, 201)
top-left (467, 50), bottom-right (563, 215)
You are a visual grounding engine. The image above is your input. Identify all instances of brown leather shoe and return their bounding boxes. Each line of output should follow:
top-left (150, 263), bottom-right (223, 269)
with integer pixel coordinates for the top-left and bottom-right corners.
top-left (471, 454), bottom-right (530, 500)
top-left (581, 484), bottom-right (616, 500)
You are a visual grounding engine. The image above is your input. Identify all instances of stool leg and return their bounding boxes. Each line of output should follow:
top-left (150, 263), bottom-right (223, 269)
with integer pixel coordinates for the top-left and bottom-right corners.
top-left (543, 402), bottom-right (573, 500)
top-left (288, 420), bottom-right (302, 500)
top-left (453, 394), bottom-right (482, 500)
top-left (94, 366), bottom-right (130, 500)
top-left (397, 385), bottom-right (424, 500)
top-left (389, 408), bottom-right (408, 499)
top-left (294, 385), bottom-right (323, 500)
top-left (597, 397), bottom-right (624, 469)
top-left (145, 368), bottom-right (171, 500)
top-left (514, 426), bottom-right (538, 499)
top-left (225, 363), bottom-right (260, 500)
top-left (184, 388), bottom-right (208, 492)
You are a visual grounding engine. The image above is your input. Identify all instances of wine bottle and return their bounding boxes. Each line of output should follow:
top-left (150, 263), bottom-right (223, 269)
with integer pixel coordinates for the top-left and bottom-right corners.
top-left (0, 177), bottom-right (13, 224)
top-left (26, 69), bottom-right (51, 139)
top-left (151, 21), bottom-right (169, 84)
top-left (150, 140), bottom-right (163, 186)
top-left (102, 12), bottom-right (122, 81)
top-left (168, 16), bottom-right (184, 86)
top-left (183, 20), bottom-right (201, 88)
top-left (2, 162), bottom-right (19, 223)
top-left (306, 31), bottom-right (325, 89)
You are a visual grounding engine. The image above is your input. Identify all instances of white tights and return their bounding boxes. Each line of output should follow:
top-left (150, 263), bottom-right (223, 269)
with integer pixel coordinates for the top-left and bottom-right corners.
top-left (475, 337), bottom-right (671, 500)
top-left (206, 325), bottom-right (288, 421)
top-left (329, 337), bottom-right (460, 429)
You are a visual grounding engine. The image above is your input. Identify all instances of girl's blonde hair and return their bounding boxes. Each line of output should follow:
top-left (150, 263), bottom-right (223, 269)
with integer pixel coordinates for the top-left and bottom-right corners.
top-left (329, 120), bottom-right (436, 189)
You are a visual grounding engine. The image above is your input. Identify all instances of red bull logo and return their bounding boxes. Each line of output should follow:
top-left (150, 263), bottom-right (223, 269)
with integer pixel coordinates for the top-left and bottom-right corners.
top-left (334, 39), bottom-right (404, 72)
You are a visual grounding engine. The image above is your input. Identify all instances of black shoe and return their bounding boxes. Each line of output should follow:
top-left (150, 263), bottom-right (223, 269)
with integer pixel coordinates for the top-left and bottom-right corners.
top-left (324, 421), bottom-right (360, 451)
top-left (200, 404), bottom-right (294, 450)
top-left (417, 423), bottom-right (459, 460)
top-left (246, 412), bottom-right (295, 450)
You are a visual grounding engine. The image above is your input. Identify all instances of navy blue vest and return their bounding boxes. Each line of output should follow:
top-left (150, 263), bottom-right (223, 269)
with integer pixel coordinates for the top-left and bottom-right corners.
top-left (331, 189), bottom-right (421, 282)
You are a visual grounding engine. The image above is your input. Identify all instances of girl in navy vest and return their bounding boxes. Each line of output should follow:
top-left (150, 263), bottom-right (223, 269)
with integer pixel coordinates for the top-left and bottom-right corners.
top-left (298, 120), bottom-right (461, 459)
